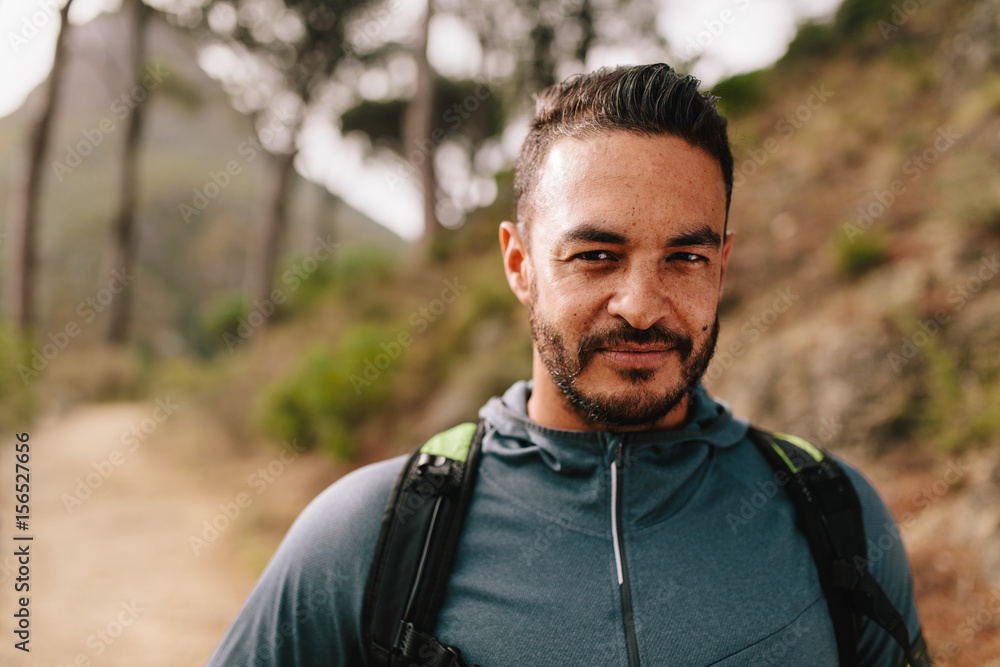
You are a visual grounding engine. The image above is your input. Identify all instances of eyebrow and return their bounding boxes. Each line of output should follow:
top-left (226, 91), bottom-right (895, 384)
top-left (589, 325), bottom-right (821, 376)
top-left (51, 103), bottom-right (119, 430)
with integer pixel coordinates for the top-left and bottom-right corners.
top-left (558, 223), bottom-right (722, 249)
top-left (666, 225), bottom-right (722, 249)
top-left (558, 224), bottom-right (629, 246)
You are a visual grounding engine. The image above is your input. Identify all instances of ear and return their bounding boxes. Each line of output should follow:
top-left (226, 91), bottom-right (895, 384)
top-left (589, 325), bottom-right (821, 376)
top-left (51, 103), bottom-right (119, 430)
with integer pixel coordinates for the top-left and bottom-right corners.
top-left (499, 221), bottom-right (531, 305)
top-left (718, 230), bottom-right (735, 295)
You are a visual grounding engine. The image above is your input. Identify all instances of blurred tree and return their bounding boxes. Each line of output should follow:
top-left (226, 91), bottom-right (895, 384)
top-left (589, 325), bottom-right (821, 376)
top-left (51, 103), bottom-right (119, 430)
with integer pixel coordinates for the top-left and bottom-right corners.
top-left (339, 0), bottom-right (664, 247)
top-left (452, 0), bottom-right (664, 107)
top-left (405, 0), bottom-right (439, 242)
top-left (7, 0), bottom-right (77, 332)
top-left (106, 0), bottom-right (150, 344)
top-left (194, 0), bottom-right (371, 308)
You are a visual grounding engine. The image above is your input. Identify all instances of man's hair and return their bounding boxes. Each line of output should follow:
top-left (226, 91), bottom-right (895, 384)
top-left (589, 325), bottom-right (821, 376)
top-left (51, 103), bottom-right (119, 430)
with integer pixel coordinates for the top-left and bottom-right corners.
top-left (513, 63), bottom-right (733, 239)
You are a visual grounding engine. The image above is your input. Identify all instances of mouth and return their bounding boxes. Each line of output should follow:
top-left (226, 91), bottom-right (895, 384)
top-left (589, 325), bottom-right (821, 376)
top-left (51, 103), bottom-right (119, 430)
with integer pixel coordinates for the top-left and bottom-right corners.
top-left (596, 346), bottom-right (675, 368)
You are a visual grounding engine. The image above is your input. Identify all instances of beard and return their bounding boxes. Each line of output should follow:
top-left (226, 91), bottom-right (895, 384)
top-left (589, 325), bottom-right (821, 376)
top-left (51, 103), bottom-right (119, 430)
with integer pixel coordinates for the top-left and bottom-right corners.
top-left (529, 298), bottom-right (720, 430)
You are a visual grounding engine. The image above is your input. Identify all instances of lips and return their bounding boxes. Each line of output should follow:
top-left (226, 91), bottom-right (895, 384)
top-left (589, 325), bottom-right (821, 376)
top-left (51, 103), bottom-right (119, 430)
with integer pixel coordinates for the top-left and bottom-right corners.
top-left (597, 346), bottom-right (675, 367)
top-left (574, 322), bottom-right (694, 371)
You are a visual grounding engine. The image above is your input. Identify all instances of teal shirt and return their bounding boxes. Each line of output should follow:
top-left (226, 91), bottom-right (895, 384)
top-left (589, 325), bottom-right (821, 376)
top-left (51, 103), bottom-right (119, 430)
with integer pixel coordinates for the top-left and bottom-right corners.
top-left (208, 381), bottom-right (922, 665)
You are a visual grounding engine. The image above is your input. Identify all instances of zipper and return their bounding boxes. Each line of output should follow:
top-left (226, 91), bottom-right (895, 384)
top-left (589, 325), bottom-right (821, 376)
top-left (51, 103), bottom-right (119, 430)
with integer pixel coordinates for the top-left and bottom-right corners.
top-left (611, 441), bottom-right (641, 667)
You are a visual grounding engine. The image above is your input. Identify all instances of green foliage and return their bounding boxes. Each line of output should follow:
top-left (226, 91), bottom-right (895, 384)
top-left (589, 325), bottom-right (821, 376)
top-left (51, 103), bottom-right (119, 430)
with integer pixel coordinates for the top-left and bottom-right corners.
top-left (278, 251), bottom-right (338, 315)
top-left (834, 232), bottom-right (889, 280)
top-left (883, 316), bottom-right (1000, 452)
top-left (257, 325), bottom-right (399, 460)
top-left (340, 76), bottom-right (505, 152)
top-left (713, 70), bottom-right (769, 118)
top-left (0, 325), bottom-right (34, 432)
top-left (783, 21), bottom-right (841, 62)
top-left (340, 99), bottom-right (406, 147)
top-left (919, 336), bottom-right (963, 448)
top-left (916, 341), bottom-right (1000, 452)
top-left (833, 0), bottom-right (896, 38)
top-left (976, 205), bottom-right (1000, 237)
top-left (958, 378), bottom-right (1000, 447)
top-left (198, 293), bottom-right (251, 354)
top-left (783, 0), bottom-right (898, 63)
top-left (326, 245), bottom-right (397, 299)
top-left (433, 78), bottom-right (505, 146)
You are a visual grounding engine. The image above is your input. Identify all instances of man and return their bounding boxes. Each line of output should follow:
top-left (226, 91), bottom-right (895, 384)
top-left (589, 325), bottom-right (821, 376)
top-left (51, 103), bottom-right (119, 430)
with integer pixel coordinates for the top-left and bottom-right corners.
top-left (208, 64), bottom-right (925, 666)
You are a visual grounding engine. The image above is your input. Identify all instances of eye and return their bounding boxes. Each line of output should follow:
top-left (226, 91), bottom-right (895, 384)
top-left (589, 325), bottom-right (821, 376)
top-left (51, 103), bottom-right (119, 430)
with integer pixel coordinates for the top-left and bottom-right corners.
top-left (668, 252), bottom-right (706, 264)
top-left (574, 250), bottom-right (616, 262)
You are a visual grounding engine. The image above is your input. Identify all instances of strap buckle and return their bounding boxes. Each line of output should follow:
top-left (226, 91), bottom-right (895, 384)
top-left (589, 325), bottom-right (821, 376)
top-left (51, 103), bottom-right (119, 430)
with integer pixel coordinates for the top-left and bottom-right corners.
top-left (410, 454), bottom-right (460, 498)
top-left (397, 621), bottom-right (477, 667)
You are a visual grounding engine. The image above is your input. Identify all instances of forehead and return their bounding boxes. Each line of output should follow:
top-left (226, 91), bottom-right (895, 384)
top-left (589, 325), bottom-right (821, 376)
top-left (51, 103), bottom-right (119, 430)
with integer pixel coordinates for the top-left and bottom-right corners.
top-left (531, 132), bottom-right (727, 241)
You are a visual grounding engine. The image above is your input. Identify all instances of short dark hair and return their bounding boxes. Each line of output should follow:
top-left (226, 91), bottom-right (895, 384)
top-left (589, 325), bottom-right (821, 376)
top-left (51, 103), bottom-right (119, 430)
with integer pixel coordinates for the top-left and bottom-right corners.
top-left (513, 63), bottom-right (733, 238)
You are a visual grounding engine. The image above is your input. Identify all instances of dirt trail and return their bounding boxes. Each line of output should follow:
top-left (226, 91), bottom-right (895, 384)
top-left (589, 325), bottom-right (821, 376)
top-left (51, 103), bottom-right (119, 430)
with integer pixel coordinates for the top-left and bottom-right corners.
top-left (0, 403), bottom-right (260, 667)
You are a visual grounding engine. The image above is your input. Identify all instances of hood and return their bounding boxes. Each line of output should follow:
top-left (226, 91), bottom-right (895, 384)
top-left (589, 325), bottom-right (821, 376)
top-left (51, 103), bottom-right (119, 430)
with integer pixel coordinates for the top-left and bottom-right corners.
top-left (478, 380), bottom-right (749, 474)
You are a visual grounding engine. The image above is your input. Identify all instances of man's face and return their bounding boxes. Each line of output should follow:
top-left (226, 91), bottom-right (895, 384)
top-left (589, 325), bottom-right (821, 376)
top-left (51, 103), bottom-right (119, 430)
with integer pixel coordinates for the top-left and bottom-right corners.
top-left (510, 132), bottom-right (732, 430)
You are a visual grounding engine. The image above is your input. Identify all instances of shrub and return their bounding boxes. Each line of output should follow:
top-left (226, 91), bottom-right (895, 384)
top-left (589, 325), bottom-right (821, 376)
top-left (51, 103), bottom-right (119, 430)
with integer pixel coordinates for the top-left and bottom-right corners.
top-left (834, 231), bottom-right (889, 280)
top-left (198, 293), bottom-right (250, 355)
top-left (833, 0), bottom-right (897, 38)
top-left (257, 325), bottom-right (399, 460)
top-left (783, 21), bottom-right (840, 62)
top-left (0, 325), bottom-right (34, 432)
top-left (713, 70), bottom-right (769, 118)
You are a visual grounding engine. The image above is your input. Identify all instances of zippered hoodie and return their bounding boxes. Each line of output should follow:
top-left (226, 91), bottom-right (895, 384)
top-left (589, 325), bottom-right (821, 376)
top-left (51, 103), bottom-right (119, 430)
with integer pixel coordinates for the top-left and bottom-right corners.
top-left (207, 381), bottom-right (922, 666)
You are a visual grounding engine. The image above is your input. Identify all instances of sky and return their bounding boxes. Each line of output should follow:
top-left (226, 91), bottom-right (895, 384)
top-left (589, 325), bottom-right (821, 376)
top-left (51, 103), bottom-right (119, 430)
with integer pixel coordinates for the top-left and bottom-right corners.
top-left (1, 0), bottom-right (843, 239)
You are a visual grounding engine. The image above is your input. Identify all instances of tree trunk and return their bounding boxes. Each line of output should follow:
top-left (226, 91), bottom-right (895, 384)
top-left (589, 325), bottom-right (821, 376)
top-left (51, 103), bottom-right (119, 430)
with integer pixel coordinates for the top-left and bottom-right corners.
top-left (106, 0), bottom-right (149, 344)
top-left (8, 0), bottom-right (75, 332)
top-left (405, 0), bottom-right (439, 244)
top-left (253, 150), bottom-right (297, 308)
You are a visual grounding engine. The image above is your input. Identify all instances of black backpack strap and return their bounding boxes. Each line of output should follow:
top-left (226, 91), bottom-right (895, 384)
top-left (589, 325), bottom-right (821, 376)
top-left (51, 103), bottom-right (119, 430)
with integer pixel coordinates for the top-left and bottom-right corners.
top-left (747, 428), bottom-right (931, 667)
top-left (363, 421), bottom-right (486, 667)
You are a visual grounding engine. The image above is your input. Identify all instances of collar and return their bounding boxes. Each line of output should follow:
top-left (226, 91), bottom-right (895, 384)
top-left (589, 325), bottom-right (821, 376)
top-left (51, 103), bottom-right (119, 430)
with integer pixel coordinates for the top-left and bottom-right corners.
top-left (478, 380), bottom-right (749, 473)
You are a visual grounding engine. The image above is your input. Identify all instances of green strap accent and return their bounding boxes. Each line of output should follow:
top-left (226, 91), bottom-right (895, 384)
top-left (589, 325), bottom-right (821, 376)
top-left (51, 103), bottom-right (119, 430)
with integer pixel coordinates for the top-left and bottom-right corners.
top-left (418, 422), bottom-right (478, 462)
top-left (771, 432), bottom-right (826, 474)
top-left (769, 442), bottom-right (801, 474)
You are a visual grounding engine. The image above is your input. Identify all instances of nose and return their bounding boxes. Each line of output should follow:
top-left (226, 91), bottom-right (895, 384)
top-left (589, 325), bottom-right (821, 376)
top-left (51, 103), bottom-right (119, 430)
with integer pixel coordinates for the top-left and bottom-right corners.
top-left (605, 264), bottom-right (670, 330)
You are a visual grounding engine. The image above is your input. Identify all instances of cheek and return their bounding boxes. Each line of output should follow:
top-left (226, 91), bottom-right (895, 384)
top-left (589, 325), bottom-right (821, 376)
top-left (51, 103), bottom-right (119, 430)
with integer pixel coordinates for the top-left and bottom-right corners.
top-left (670, 288), bottom-right (721, 331)
top-left (544, 276), bottom-right (608, 319)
